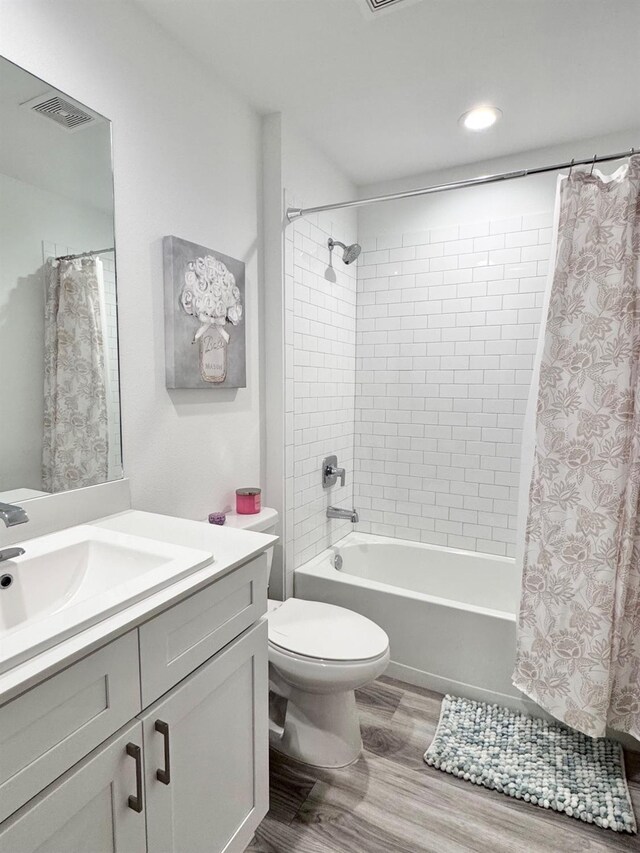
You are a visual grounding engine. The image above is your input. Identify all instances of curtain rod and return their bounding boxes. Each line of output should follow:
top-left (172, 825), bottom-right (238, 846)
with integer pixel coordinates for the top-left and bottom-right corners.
top-left (55, 247), bottom-right (115, 261)
top-left (286, 148), bottom-right (637, 222)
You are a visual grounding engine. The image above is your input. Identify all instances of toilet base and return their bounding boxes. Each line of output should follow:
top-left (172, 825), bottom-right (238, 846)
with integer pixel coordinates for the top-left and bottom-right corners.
top-left (269, 685), bottom-right (363, 768)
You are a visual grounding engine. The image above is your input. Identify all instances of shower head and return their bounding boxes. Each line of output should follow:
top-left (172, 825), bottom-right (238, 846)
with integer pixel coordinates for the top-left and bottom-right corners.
top-left (328, 238), bottom-right (361, 265)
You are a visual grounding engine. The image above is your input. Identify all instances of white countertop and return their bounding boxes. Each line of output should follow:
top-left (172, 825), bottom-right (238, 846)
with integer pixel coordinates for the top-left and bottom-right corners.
top-left (0, 510), bottom-right (277, 705)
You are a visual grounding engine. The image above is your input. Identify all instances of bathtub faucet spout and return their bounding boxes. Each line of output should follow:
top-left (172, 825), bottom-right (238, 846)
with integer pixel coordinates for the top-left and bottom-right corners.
top-left (327, 506), bottom-right (359, 523)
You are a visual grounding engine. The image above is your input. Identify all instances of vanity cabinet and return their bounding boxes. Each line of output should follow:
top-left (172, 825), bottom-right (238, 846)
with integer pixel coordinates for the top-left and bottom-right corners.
top-left (142, 621), bottom-right (268, 853)
top-left (0, 554), bottom-right (269, 853)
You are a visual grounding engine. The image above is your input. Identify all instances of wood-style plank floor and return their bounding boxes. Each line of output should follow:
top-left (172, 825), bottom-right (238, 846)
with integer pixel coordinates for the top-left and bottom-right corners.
top-left (246, 676), bottom-right (640, 853)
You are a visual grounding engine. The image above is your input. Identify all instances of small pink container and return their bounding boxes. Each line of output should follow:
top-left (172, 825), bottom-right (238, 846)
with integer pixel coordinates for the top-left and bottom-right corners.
top-left (236, 487), bottom-right (261, 515)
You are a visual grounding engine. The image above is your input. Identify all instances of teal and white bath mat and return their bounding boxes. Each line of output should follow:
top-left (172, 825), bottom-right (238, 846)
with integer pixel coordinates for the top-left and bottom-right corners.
top-left (424, 695), bottom-right (637, 834)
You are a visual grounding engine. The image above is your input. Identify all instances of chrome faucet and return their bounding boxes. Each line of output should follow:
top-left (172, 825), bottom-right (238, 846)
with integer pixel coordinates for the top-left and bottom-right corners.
top-left (322, 455), bottom-right (346, 488)
top-left (0, 547), bottom-right (25, 563)
top-left (0, 502), bottom-right (29, 528)
top-left (327, 506), bottom-right (359, 523)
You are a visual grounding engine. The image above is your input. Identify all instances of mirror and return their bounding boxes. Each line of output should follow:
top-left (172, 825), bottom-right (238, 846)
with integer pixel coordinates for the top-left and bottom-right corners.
top-left (0, 57), bottom-right (121, 500)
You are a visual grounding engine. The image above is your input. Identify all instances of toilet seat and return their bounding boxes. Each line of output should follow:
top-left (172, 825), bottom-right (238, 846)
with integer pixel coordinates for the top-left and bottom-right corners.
top-left (267, 598), bottom-right (389, 662)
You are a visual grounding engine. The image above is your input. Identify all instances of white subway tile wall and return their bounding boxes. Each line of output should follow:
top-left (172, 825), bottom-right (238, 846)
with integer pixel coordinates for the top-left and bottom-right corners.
top-left (284, 205), bottom-right (358, 579)
top-left (353, 212), bottom-right (552, 557)
top-left (42, 242), bottom-right (122, 481)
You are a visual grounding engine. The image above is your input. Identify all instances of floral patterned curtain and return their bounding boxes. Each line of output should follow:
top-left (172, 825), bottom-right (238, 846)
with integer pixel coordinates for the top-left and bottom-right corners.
top-left (42, 258), bottom-right (109, 492)
top-left (513, 156), bottom-right (640, 740)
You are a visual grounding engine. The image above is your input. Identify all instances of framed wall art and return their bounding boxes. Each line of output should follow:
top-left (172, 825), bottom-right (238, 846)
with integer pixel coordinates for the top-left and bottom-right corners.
top-left (163, 235), bottom-right (246, 389)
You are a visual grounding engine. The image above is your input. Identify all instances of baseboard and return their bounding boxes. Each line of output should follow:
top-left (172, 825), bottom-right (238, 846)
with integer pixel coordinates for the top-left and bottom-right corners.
top-left (610, 729), bottom-right (640, 753)
top-left (385, 660), bottom-right (545, 717)
top-left (385, 660), bottom-right (640, 753)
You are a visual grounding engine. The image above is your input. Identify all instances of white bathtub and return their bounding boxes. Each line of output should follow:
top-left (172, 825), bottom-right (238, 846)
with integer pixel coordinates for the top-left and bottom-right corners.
top-left (295, 532), bottom-right (534, 709)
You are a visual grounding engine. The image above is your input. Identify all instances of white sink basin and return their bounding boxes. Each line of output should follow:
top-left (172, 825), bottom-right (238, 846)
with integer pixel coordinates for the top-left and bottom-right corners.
top-left (0, 525), bottom-right (213, 673)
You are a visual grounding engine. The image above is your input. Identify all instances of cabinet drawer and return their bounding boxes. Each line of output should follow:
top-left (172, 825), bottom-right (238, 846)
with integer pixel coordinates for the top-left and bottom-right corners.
top-left (0, 630), bottom-right (141, 823)
top-left (139, 554), bottom-right (268, 706)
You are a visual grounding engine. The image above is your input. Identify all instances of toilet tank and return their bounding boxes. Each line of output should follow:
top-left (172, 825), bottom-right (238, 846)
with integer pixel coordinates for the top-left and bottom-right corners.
top-left (223, 507), bottom-right (279, 574)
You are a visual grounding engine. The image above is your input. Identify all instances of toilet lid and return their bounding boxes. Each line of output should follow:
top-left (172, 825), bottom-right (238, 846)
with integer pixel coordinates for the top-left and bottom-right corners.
top-left (267, 599), bottom-right (388, 662)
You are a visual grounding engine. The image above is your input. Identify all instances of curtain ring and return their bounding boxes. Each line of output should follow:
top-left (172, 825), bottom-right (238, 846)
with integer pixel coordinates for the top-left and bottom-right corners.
top-left (590, 154), bottom-right (597, 175)
top-left (568, 158), bottom-right (575, 176)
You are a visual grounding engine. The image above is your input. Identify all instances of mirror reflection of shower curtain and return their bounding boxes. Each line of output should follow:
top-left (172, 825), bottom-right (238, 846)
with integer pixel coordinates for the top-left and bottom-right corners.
top-left (42, 257), bottom-right (109, 492)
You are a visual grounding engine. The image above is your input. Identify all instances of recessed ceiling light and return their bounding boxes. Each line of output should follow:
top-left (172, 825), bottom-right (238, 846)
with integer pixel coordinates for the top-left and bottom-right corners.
top-left (459, 106), bottom-right (502, 132)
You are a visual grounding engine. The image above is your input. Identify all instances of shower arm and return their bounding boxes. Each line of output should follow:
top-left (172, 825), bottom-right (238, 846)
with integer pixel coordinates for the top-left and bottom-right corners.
top-left (286, 147), bottom-right (638, 222)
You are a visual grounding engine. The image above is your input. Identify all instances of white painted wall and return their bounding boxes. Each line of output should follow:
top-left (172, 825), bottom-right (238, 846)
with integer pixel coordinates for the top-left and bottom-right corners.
top-left (282, 122), bottom-right (355, 211)
top-left (261, 113), bottom-right (286, 596)
top-left (0, 0), bottom-right (263, 519)
top-left (0, 172), bottom-right (113, 492)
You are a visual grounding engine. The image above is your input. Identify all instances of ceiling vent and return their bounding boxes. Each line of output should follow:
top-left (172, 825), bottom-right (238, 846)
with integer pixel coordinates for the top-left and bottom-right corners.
top-left (21, 92), bottom-right (99, 132)
top-left (365, 0), bottom-right (405, 10)
top-left (357, 0), bottom-right (422, 17)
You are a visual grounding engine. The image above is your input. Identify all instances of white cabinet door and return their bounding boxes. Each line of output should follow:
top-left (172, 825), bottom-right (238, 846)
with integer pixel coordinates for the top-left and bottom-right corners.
top-left (0, 721), bottom-right (147, 853)
top-left (141, 620), bottom-right (268, 853)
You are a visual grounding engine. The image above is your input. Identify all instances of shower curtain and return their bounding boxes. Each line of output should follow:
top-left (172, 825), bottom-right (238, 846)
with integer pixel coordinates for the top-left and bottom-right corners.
top-left (42, 257), bottom-right (109, 492)
top-left (513, 155), bottom-right (640, 740)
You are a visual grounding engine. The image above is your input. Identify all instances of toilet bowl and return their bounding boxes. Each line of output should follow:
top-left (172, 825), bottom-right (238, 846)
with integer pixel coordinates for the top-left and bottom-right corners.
top-left (267, 598), bottom-right (389, 767)
top-left (225, 506), bottom-right (390, 768)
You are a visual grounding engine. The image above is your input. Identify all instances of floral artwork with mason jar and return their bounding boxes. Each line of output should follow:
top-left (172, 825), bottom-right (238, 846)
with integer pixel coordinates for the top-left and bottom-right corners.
top-left (163, 236), bottom-right (246, 389)
top-left (181, 254), bottom-right (243, 382)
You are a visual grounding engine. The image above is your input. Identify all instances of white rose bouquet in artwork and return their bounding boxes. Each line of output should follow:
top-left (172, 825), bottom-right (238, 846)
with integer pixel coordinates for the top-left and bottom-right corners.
top-left (180, 255), bottom-right (243, 344)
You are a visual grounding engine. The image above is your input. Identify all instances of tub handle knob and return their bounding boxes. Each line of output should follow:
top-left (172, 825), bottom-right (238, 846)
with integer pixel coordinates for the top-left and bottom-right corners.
top-left (322, 455), bottom-right (346, 487)
top-left (330, 465), bottom-right (346, 486)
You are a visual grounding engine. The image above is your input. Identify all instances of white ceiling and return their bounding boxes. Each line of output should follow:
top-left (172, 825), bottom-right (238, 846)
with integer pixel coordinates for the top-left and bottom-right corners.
top-left (138, 0), bottom-right (640, 185)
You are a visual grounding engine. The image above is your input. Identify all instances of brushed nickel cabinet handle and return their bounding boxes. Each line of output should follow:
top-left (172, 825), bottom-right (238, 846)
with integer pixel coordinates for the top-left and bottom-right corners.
top-left (155, 720), bottom-right (171, 785)
top-left (126, 743), bottom-right (143, 813)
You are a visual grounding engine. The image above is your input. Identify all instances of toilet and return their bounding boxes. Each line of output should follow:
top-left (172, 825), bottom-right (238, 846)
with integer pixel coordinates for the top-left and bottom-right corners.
top-left (224, 507), bottom-right (390, 768)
